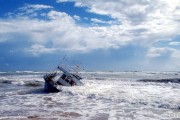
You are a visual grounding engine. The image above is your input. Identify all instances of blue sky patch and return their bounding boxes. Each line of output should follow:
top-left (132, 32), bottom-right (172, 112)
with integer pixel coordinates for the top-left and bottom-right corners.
top-left (0, 0), bottom-right (179, 71)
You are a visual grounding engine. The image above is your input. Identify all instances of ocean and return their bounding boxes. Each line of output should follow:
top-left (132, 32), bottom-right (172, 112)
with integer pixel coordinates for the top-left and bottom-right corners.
top-left (0, 71), bottom-right (180, 120)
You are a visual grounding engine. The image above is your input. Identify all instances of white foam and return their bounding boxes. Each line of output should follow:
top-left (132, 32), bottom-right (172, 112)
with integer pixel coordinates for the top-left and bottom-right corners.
top-left (0, 71), bottom-right (180, 119)
top-left (11, 81), bottom-right (25, 85)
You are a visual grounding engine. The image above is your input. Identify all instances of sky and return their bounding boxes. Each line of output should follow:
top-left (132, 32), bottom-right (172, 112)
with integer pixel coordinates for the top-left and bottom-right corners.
top-left (0, 0), bottom-right (180, 71)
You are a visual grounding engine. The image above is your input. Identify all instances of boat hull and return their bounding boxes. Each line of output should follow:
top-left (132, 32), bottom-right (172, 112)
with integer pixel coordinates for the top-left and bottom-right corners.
top-left (44, 81), bottom-right (61, 93)
top-left (43, 66), bottom-right (83, 93)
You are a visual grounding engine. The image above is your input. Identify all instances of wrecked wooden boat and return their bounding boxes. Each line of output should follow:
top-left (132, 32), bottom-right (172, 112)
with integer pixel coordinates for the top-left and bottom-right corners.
top-left (44, 66), bottom-right (83, 93)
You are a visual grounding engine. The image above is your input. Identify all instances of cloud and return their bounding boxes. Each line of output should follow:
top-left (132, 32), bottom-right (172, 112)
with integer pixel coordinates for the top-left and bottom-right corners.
top-left (73, 15), bottom-right (81, 21)
top-left (25, 44), bottom-right (57, 56)
top-left (169, 42), bottom-right (180, 46)
top-left (145, 47), bottom-right (180, 70)
top-left (6, 4), bottom-right (53, 18)
top-left (172, 49), bottom-right (180, 59)
top-left (0, 7), bottom-right (134, 53)
top-left (147, 47), bottom-right (173, 58)
top-left (56, 0), bottom-right (73, 3)
top-left (59, 0), bottom-right (179, 38)
top-left (19, 4), bottom-right (53, 11)
top-left (90, 18), bottom-right (117, 25)
top-left (47, 10), bottom-right (74, 22)
top-left (1, 1), bottom-right (180, 57)
top-left (0, 1), bottom-right (180, 71)
top-left (73, 0), bottom-right (180, 23)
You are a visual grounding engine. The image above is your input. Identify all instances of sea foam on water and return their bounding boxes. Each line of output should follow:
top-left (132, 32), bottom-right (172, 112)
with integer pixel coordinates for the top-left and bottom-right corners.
top-left (0, 71), bottom-right (179, 120)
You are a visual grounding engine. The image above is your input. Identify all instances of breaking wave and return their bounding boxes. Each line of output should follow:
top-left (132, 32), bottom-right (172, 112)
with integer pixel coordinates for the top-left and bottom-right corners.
top-left (139, 78), bottom-right (180, 83)
top-left (0, 71), bottom-right (180, 119)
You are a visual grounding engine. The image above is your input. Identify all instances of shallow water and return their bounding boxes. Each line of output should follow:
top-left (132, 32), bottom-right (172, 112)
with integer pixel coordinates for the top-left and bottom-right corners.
top-left (0, 71), bottom-right (180, 120)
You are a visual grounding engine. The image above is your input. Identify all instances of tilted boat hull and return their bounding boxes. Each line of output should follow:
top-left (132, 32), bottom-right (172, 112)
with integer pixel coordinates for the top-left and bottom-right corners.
top-left (44, 81), bottom-right (61, 93)
top-left (43, 66), bottom-right (83, 92)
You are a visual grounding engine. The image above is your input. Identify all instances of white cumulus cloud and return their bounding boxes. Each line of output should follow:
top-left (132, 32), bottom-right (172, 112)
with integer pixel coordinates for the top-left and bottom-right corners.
top-left (1, 1), bottom-right (180, 57)
top-left (169, 42), bottom-right (180, 46)
top-left (147, 47), bottom-right (173, 58)
top-left (25, 44), bottom-right (57, 56)
top-left (19, 4), bottom-right (53, 11)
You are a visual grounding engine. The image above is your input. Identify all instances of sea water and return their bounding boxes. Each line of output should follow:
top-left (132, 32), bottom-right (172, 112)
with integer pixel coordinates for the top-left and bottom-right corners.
top-left (0, 71), bottom-right (180, 120)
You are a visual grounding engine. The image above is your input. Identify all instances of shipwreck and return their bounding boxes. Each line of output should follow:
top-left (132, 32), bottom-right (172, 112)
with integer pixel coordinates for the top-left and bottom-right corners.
top-left (44, 66), bottom-right (83, 92)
